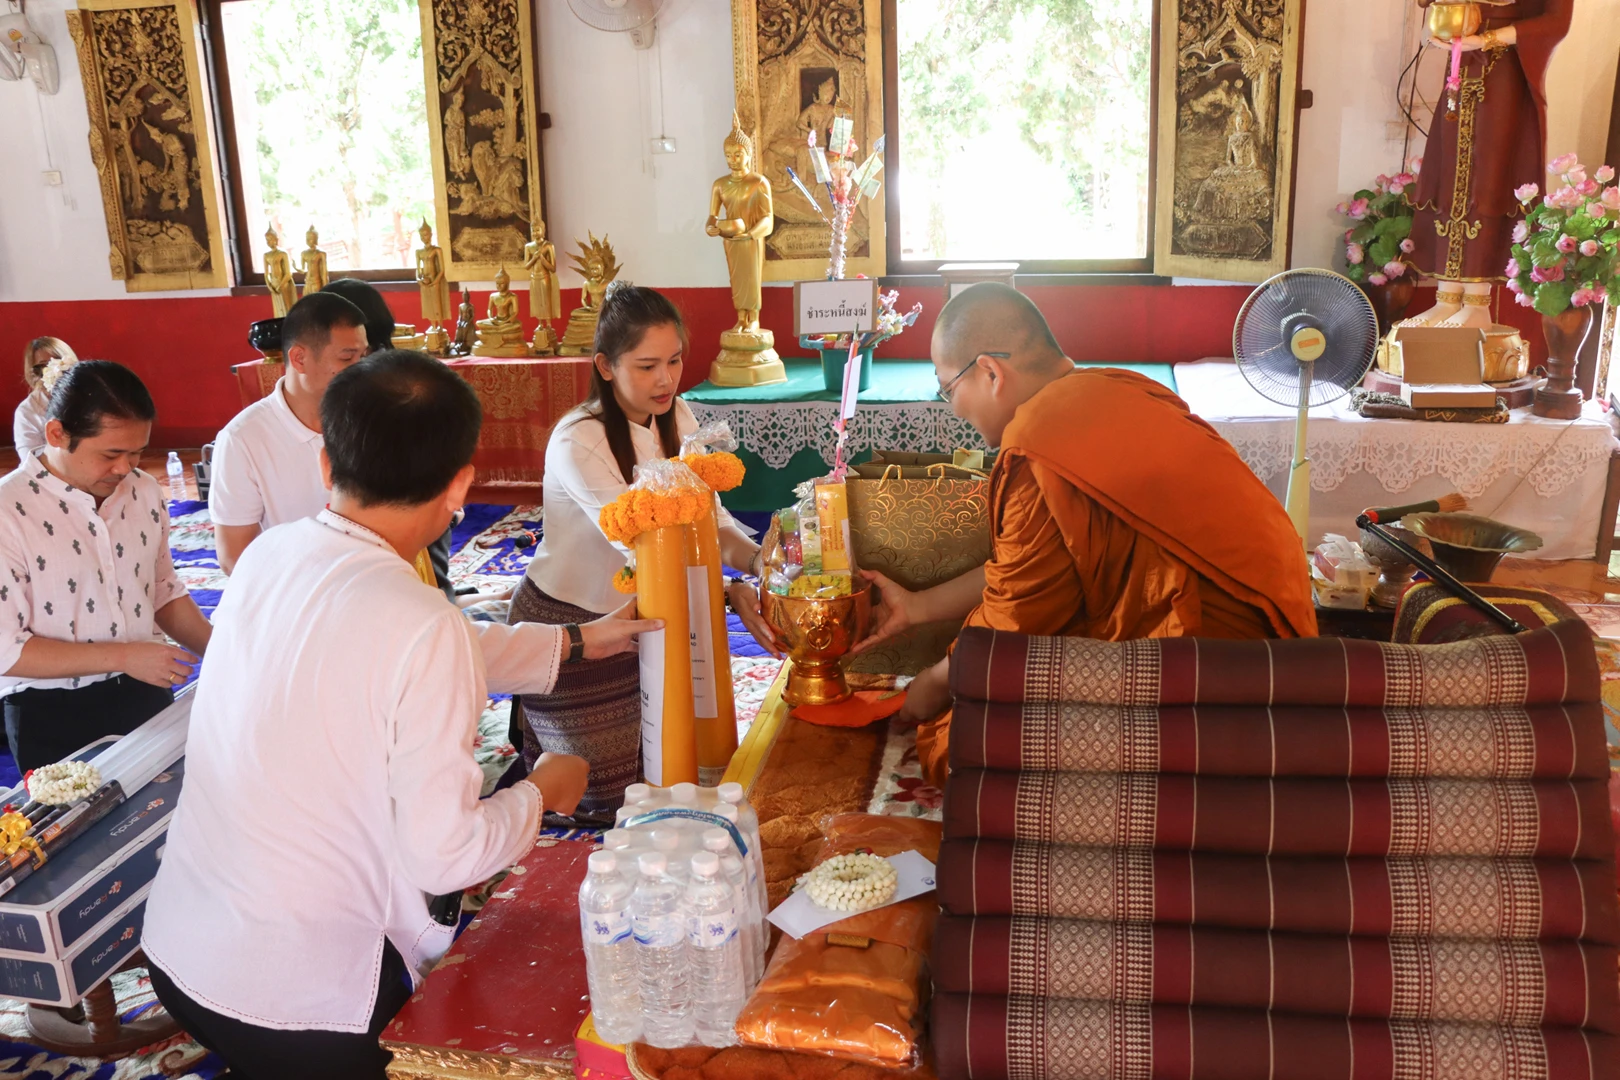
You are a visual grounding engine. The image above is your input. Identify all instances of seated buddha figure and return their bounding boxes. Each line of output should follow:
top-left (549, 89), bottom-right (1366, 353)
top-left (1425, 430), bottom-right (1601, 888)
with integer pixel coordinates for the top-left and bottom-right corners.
top-left (472, 266), bottom-right (529, 358)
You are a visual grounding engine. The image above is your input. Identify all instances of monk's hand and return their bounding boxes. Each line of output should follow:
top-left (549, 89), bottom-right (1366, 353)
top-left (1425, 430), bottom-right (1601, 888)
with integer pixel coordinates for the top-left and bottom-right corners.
top-left (896, 660), bottom-right (952, 726)
top-left (726, 579), bottom-right (783, 659)
top-left (580, 598), bottom-right (664, 660)
top-left (852, 570), bottom-right (919, 655)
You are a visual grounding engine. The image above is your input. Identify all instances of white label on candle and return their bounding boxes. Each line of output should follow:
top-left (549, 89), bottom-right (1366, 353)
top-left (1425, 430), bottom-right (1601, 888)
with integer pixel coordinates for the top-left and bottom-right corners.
top-left (687, 567), bottom-right (718, 720)
top-left (638, 628), bottom-right (666, 785)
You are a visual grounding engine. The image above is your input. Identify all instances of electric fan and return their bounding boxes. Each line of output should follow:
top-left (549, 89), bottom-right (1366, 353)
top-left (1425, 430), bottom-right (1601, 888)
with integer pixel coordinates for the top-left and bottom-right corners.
top-left (567, 0), bottom-right (663, 50)
top-left (1232, 268), bottom-right (1379, 544)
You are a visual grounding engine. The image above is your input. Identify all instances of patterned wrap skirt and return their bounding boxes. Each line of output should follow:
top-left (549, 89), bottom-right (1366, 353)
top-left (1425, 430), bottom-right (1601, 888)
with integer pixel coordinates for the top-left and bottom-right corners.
top-left (507, 578), bottom-right (640, 818)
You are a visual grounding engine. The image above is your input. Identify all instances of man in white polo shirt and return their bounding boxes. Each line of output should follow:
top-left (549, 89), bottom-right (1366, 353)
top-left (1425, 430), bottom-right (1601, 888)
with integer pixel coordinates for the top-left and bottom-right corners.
top-left (209, 291), bottom-right (368, 573)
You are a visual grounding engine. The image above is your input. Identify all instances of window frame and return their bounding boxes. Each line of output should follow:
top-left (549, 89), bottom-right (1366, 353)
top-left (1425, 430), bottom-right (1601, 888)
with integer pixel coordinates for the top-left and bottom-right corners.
top-left (879, 0), bottom-right (1163, 277)
top-left (199, 0), bottom-right (424, 287)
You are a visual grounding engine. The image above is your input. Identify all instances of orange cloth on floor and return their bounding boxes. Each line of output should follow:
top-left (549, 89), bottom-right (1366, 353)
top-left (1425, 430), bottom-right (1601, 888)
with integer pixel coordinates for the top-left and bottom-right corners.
top-left (917, 368), bottom-right (1317, 789)
top-left (790, 690), bottom-right (908, 728)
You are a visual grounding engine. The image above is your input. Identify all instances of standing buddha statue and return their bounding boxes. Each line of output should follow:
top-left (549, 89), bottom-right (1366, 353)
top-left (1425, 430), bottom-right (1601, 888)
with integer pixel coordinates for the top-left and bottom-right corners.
top-left (522, 222), bottom-right (561, 356)
top-left (263, 228), bottom-right (297, 318)
top-left (1400, 0), bottom-right (1573, 329)
top-left (416, 221), bottom-right (452, 355)
top-left (299, 227), bottom-right (329, 296)
top-left (704, 111), bottom-right (786, 386)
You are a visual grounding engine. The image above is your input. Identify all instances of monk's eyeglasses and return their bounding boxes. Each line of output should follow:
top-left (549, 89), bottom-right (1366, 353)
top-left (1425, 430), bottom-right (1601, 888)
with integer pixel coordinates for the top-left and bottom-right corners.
top-left (936, 352), bottom-right (1009, 402)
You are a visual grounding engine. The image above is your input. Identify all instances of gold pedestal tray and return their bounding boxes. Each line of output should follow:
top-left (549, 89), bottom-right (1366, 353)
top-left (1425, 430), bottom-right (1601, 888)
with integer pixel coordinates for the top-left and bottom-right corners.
top-left (759, 580), bottom-right (873, 706)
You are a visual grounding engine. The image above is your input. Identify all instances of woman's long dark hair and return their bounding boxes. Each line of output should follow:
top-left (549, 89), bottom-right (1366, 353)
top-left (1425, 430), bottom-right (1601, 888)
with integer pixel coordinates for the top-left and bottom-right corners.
top-left (584, 282), bottom-right (686, 483)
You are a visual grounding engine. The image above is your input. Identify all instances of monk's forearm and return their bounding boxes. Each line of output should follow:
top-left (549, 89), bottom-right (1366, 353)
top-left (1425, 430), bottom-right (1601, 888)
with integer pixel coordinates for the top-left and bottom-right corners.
top-left (919, 565), bottom-right (987, 623)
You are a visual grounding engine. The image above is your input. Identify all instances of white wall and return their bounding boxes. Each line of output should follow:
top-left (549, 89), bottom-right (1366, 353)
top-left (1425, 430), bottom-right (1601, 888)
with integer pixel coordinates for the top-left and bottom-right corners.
top-left (1, 0), bottom-right (1616, 302)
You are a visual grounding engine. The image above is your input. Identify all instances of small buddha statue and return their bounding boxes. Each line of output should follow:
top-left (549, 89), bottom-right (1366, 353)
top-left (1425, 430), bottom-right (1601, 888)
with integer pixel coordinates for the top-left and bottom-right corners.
top-left (415, 220), bottom-right (452, 355)
top-left (558, 233), bottom-right (622, 356)
top-left (263, 228), bottom-right (297, 318)
top-left (299, 226), bottom-right (328, 296)
top-left (705, 111), bottom-right (785, 386)
top-left (451, 287), bottom-right (476, 357)
top-left (522, 221), bottom-right (561, 355)
top-left (472, 267), bottom-right (529, 358)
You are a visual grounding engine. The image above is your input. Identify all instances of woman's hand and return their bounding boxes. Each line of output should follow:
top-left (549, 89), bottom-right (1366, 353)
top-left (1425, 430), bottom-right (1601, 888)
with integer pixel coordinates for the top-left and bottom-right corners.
top-left (726, 579), bottom-right (783, 658)
top-left (851, 570), bottom-right (923, 655)
top-left (579, 598), bottom-right (663, 660)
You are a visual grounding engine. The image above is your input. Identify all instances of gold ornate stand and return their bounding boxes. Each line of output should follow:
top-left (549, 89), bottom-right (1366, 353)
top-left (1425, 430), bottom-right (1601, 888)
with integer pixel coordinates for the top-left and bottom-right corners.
top-left (711, 329), bottom-right (786, 387)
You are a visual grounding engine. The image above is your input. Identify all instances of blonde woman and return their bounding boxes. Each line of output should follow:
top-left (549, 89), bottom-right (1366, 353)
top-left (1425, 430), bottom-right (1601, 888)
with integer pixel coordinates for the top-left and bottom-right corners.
top-left (15, 337), bottom-right (78, 458)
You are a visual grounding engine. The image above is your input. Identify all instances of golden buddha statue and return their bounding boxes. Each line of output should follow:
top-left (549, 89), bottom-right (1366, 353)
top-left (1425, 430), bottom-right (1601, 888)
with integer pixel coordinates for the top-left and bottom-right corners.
top-left (472, 267), bottom-right (529, 358)
top-left (705, 111), bottom-right (785, 386)
top-left (299, 226), bottom-right (328, 296)
top-left (522, 221), bottom-right (561, 356)
top-left (558, 233), bottom-right (622, 356)
top-left (263, 227), bottom-right (297, 318)
top-left (415, 221), bottom-right (452, 355)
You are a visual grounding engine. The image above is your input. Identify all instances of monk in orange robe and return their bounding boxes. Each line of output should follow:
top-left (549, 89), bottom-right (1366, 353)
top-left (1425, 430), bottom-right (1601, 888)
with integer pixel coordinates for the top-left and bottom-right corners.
top-left (856, 284), bottom-right (1317, 790)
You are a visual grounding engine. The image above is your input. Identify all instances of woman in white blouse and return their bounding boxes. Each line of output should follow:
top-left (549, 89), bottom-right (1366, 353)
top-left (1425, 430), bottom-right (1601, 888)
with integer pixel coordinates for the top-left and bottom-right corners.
top-left (510, 283), bottom-right (776, 821)
top-left (14, 337), bottom-right (77, 457)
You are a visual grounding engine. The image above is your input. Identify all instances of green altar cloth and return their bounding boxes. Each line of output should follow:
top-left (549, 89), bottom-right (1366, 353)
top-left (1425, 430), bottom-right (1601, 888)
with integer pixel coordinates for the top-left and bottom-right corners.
top-left (686, 359), bottom-right (1177, 511)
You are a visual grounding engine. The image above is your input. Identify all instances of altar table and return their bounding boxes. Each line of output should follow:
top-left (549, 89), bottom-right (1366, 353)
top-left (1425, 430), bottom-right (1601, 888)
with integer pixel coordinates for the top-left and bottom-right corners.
top-left (686, 359), bottom-right (1178, 511)
top-left (230, 356), bottom-right (593, 490)
top-left (1176, 359), bottom-right (1619, 561)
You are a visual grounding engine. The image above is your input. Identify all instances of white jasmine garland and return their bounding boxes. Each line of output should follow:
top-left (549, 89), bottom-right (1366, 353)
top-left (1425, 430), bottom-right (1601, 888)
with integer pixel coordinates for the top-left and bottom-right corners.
top-left (800, 852), bottom-right (899, 913)
top-left (26, 761), bottom-right (102, 806)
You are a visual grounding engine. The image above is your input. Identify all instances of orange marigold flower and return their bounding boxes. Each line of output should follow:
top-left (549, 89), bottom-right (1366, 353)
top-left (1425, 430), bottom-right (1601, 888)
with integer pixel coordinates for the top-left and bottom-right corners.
top-left (680, 452), bottom-right (746, 493)
top-left (612, 565), bottom-right (637, 594)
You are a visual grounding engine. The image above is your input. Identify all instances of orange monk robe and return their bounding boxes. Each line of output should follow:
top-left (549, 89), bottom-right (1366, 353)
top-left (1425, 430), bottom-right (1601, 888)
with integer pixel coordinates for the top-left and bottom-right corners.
top-left (916, 368), bottom-right (1317, 788)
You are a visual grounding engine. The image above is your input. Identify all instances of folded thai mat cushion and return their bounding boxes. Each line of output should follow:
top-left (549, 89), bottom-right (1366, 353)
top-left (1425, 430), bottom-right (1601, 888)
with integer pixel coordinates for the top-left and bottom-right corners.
top-left (948, 619), bottom-right (1598, 708)
top-left (941, 769), bottom-right (1611, 857)
top-left (931, 996), bottom-right (1618, 1080)
top-left (932, 916), bottom-right (1620, 1031)
top-left (933, 839), bottom-right (1620, 943)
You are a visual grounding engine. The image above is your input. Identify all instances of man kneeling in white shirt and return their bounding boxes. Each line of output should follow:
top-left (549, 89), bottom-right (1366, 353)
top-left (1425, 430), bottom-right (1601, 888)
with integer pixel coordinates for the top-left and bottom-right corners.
top-left (143, 350), bottom-right (658, 1079)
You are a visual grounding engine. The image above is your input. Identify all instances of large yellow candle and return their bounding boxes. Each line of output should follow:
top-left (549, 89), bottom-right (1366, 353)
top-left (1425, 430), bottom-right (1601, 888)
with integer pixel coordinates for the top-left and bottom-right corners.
top-left (688, 508), bottom-right (737, 782)
top-left (633, 523), bottom-right (698, 786)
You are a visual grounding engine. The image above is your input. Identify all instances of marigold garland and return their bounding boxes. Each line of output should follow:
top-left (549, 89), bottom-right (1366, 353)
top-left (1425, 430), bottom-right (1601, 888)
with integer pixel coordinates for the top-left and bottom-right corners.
top-left (612, 565), bottom-right (637, 594)
top-left (599, 486), bottom-right (713, 546)
top-left (679, 451), bottom-right (746, 493)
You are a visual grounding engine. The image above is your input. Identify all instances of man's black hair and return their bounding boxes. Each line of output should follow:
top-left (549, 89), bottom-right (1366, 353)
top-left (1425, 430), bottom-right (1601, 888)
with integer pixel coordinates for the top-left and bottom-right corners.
top-left (321, 349), bottom-right (481, 506)
top-left (47, 360), bottom-right (156, 451)
top-left (281, 291), bottom-right (367, 356)
top-left (321, 277), bottom-right (396, 354)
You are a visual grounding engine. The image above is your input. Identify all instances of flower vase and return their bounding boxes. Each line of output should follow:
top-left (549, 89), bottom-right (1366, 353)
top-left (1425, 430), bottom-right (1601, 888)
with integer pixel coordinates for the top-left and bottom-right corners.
top-left (686, 509), bottom-right (736, 785)
top-left (820, 347), bottom-right (873, 393)
top-left (1532, 305), bottom-right (1594, 420)
top-left (1360, 275), bottom-right (1418, 338)
top-left (632, 523), bottom-right (698, 786)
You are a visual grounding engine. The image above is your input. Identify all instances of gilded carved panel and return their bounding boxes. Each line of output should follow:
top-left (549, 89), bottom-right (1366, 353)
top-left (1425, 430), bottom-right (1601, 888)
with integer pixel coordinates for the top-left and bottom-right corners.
top-left (419, 0), bottom-right (545, 282)
top-left (733, 0), bottom-right (886, 281)
top-left (1153, 0), bottom-right (1303, 282)
top-left (67, 0), bottom-right (228, 291)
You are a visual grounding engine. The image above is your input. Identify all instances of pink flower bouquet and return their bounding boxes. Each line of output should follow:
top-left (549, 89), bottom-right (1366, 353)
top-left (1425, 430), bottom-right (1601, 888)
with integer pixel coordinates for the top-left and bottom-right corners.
top-left (1337, 164), bottom-right (1419, 286)
top-left (1505, 156), bottom-right (1620, 316)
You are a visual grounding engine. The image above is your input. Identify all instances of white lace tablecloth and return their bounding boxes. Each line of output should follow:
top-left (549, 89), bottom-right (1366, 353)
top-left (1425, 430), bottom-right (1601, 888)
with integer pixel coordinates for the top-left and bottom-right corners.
top-left (686, 399), bottom-right (988, 469)
top-left (1177, 360), bottom-right (1619, 560)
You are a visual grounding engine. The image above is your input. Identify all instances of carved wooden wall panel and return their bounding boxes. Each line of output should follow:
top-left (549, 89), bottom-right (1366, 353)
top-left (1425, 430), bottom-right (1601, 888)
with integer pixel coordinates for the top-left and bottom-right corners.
top-left (1153, 0), bottom-right (1303, 282)
top-left (419, 0), bottom-right (545, 282)
top-left (67, 0), bottom-right (229, 291)
top-left (733, 0), bottom-right (885, 281)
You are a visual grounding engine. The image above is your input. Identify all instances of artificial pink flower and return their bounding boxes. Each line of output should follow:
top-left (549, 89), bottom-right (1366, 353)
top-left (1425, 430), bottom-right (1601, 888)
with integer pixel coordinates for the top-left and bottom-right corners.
top-left (1531, 263), bottom-right (1566, 283)
top-left (1505, 275), bottom-right (1523, 293)
top-left (1400, 238), bottom-right (1416, 254)
top-left (1345, 228), bottom-right (1355, 241)
top-left (1512, 220), bottom-right (1530, 243)
top-left (1514, 183), bottom-right (1540, 204)
top-left (1592, 283), bottom-right (1609, 302)
top-left (1367, 273), bottom-right (1388, 286)
top-left (1567, 166), bottom-right (1589, 188)
top-left (1347, 197), bottom-right (1370, 220)
top-left (1572, 287), bottom-right (1596, 307)
top-left (1553, 186), bottom-right (1584, 209)
top-left (1336, 202), bottom-right (1349, 216)
top-left (1602, 186), bottom-right (1620, 211)
top-left (1580, 239), bottom-right (1600, 257)
top-left (1596, 165), bottom-right (1617, 184)
top-left (1408, 156), bottom-right (1423, 174)
top-left (1505, 257), bottom-right (1522, 278)
top-left (1578, 178), bottom-right (1601, 197)
top-left (1386, 182), bottom-right (1405, 196)
top-left (1549, 152), bottom-right (1579, 175)
top-left (1383, 260), bottom-right (1407, 278)
top-left (1374, 174), bottom-right (1391, 193)
top-left (1557, 234), bottom-right (1578, 253)
top-left (1394, 172), bottom-right (1416, 189)
top-left (1515, 291), bottom-right (1535, 307)
top-left (1346, 242), bottom-right (1364, 265)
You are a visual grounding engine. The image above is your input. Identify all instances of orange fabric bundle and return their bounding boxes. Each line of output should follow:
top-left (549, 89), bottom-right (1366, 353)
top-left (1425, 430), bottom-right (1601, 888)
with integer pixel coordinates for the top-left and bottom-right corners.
top-left (791, 690), bottom-right (909, 728)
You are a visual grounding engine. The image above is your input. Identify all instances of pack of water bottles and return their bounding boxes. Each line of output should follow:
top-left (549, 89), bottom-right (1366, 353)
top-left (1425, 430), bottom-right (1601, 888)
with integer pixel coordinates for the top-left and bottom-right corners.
top-left (577, 780), bottom-right (769, 1049)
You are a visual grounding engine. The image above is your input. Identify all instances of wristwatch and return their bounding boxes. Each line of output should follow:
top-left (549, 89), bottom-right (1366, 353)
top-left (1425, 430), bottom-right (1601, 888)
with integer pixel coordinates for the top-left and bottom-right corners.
top-left (562, 623), bottom-right (584, 664)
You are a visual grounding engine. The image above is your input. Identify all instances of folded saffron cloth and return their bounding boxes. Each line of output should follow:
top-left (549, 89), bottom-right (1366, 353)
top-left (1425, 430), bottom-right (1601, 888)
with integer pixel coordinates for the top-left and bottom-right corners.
top-left (931, 996), bottom-right (1618, 1080)
top-left (934, 839), bottom-right (1620, 944)
top-left (932, 916), bottom-right (1620, 1032)
top-left (946, 698), bottom-right (1611, 779)
top-left (942, 769), bottom-right (1612, 858)
top-left (947, 618), bottom-right (1598, 709)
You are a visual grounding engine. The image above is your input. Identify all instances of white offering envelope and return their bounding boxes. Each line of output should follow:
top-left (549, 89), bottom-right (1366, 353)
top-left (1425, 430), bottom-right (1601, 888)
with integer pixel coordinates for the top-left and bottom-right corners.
top-left (767, 849), bottom-right (937, 939)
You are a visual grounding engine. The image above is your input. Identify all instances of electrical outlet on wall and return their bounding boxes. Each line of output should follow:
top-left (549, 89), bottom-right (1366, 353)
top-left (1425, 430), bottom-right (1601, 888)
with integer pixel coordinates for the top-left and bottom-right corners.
top-left (42, 170), bottom-right (62, 186)
top-left (649, 136), bottom-right (677, 154)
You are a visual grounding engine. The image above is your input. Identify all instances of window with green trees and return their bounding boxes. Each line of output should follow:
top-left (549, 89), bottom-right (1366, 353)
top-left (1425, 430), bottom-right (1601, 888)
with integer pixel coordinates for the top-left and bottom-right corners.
top-left (212, 0), bottom-right (434, 277)
top-left (894, 0), bottom-right (1155, 268)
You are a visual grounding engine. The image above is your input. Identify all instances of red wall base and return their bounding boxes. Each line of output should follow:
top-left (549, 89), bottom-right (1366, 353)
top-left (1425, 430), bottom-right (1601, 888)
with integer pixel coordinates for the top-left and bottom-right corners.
top-left (0, 283), bottom-right (1548, 448)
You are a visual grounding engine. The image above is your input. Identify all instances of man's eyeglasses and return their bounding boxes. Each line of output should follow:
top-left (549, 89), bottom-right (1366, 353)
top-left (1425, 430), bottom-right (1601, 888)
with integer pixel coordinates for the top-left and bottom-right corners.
top-left (936, 352), bottom-right (1010, 402)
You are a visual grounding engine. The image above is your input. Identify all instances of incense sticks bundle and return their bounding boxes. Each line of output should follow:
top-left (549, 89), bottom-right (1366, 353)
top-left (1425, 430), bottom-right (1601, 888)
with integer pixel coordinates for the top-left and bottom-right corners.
top-left (0, 781), bottom-right (128, 899)
top-left (1359, 493), bottom-right (1469, 525)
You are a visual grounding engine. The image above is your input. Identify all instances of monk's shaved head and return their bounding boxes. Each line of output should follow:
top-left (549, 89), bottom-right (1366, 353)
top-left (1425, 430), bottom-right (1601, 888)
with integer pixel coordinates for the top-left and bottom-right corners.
top-left (933, 282), bottom-right (1066, 373)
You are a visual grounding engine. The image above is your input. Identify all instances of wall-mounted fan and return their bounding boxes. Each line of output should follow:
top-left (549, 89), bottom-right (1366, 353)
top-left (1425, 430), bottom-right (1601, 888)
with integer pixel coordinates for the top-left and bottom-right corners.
top-left (567, 0), bottom-right (663, 51)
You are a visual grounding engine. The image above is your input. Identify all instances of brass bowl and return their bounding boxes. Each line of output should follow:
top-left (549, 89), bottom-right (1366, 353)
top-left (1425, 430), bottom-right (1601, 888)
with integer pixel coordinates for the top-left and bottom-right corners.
top-left (760, 579), bottom-right (873, 706)
top-left (1403, 512), bottom-right (1543, 582)
top-left (1427, 1), bottom-right (1482, 41)
top-left (1360, 524), bottom-right (1433, 609)
top-left (1482, 325), bottom-right (1527, 383)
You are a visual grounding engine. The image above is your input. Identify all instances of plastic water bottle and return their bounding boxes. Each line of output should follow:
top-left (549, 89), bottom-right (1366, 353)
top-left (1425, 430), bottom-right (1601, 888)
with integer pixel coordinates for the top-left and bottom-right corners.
top-left (703, 828), bottom-right (761, 986)
top-left (713, 799), bottom-right (768, 919)
top-left (685, 852), bottom-right (746, 1046)
top-left (624, 783), bottom-right (654, 808)
top-left (630, 852), bottom-right (692, 1047)
top-left (670, 782), bottom-right (699, 806)
top-left (166, 452), bottom-right (185, 501)
top-left (579, 851), bottom-right (642, 1045)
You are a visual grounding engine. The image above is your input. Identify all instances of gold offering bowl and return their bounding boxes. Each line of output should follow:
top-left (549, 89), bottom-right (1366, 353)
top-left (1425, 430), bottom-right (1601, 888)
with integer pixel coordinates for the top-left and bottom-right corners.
top-left (1427, 1), bottom-right (1482, 41)
top-left (760, 579), bottom-right (873, 706)
top-left (1403, 512), bottom-right (1543, 582)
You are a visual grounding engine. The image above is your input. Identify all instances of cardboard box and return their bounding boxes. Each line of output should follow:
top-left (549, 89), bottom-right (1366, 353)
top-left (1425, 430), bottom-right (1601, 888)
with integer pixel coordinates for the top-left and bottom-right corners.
top-left (0, 887), bottom-right (149, 1007)
top-left (1391, 326), bottom-right (1496, 409)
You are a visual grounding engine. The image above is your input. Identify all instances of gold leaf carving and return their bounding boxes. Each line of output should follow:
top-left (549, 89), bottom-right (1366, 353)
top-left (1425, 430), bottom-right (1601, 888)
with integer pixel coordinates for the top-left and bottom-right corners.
top-left (384, 1039), bottom-right (573, 1079)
